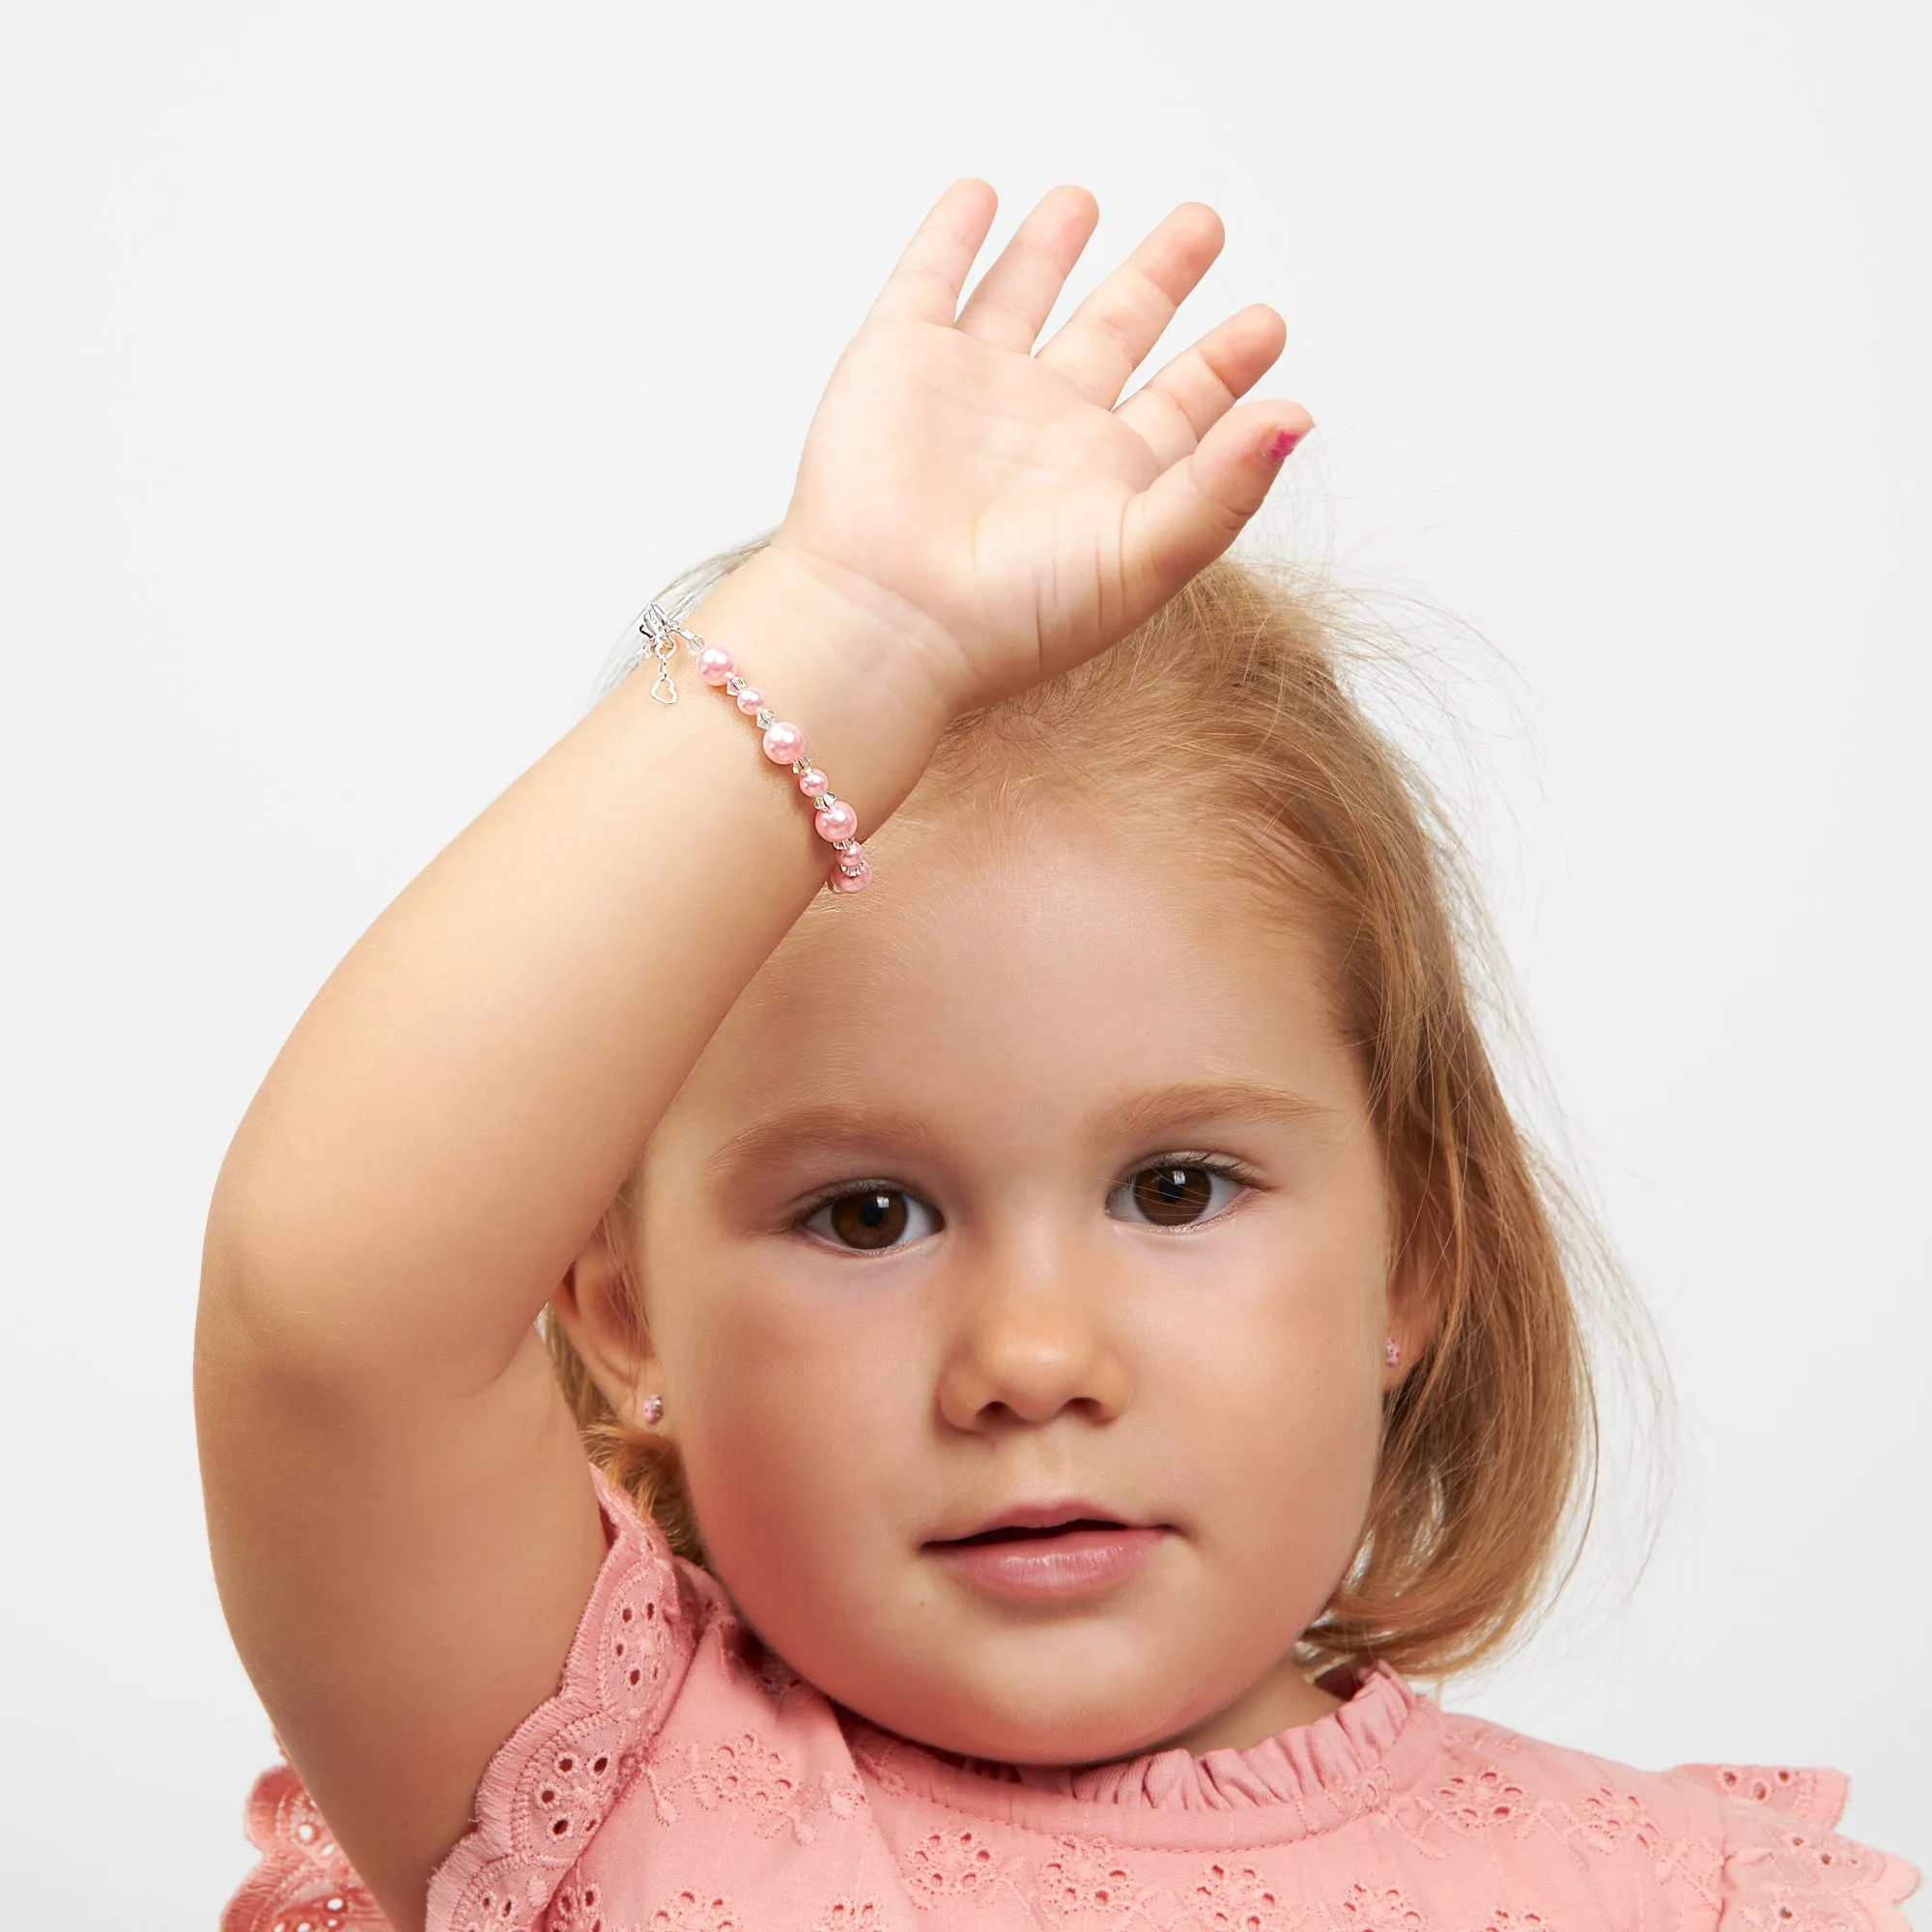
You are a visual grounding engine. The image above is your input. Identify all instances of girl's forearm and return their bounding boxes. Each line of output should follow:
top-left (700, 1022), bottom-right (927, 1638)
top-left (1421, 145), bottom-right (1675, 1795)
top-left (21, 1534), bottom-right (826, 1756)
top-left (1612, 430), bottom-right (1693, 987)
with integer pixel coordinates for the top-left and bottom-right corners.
top-left (200, 544), bottom-right (950, 1399)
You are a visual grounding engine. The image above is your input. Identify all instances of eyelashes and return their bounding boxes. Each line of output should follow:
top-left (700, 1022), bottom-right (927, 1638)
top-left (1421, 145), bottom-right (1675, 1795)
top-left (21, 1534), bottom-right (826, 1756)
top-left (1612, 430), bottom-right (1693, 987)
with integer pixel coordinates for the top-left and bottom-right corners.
top-left (794, 1155), bottom-right (1258, 1254)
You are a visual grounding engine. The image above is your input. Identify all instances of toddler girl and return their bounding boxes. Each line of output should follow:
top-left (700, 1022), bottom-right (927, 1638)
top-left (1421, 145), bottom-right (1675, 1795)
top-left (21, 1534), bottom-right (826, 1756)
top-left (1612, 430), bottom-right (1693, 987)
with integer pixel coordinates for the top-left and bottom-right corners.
top-left (197, 179), bottom-right (1918, 1932)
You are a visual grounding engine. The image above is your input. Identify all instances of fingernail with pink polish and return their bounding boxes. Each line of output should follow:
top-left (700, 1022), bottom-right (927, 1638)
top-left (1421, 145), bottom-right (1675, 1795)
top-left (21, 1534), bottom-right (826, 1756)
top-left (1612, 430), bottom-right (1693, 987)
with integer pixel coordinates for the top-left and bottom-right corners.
top-left (1264, 426), bottom-right (1306, 463)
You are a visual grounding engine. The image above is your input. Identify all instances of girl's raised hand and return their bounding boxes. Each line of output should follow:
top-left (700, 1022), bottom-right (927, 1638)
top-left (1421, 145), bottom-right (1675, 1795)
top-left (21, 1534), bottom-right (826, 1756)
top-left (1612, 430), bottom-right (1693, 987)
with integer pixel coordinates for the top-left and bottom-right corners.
top-left (767, 179), bottom-right (1311, 718)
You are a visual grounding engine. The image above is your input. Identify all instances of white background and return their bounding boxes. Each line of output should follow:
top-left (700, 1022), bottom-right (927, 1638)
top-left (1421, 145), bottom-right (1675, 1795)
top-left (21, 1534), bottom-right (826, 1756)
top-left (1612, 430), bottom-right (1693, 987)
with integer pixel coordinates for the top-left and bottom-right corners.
top-left (2, 2), bottom-right (1925, 1918)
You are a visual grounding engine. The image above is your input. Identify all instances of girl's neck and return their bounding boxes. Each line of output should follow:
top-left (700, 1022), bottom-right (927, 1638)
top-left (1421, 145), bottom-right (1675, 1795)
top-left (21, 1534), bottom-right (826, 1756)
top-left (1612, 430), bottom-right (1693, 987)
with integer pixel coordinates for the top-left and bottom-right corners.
top-left (1144, 1652), bottom-right (1347, 1760)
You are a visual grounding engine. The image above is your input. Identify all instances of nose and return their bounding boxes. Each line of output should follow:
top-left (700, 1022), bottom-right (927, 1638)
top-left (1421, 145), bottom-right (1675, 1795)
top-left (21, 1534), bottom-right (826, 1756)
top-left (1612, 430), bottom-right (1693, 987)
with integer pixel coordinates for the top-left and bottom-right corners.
top-left (933, 1223), bottom-right (1134, 1432)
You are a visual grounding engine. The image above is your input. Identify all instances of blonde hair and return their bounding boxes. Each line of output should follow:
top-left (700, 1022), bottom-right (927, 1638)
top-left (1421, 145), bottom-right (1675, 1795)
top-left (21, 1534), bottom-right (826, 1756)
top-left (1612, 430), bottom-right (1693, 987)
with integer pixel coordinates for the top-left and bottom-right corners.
top-left (547, 531), bottom-right (1670, 1683)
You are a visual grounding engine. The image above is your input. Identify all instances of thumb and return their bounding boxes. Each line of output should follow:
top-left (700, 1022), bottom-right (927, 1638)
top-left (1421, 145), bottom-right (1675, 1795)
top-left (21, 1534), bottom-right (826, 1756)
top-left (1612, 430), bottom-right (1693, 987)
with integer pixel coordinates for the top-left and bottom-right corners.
top-left (1118, 401), bottom-right (1312, 622)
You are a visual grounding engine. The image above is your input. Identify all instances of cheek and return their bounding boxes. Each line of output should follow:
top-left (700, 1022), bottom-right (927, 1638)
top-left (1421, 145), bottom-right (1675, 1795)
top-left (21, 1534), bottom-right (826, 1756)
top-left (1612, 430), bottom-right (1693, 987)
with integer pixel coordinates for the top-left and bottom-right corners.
top-left (666, 1263), bottom-right (929, 1587)
top-left (1146, 1192), bottom-right (1388, 1575)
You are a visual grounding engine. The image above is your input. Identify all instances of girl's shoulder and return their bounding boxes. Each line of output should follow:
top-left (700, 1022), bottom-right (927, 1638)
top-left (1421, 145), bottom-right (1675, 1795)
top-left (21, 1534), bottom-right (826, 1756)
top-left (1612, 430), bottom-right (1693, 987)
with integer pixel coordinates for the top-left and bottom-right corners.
top-left (220, 1463), bottom-right (727, 1932)
top-left (1419, 1699), bottom-right (1918, 1932)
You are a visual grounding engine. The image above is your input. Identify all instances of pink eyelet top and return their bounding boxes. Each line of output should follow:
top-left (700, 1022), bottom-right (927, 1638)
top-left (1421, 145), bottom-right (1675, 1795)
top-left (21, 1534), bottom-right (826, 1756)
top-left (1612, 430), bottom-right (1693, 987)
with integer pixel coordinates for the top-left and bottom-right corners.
top-left (221, 1465), bottom-right (1919, 1932)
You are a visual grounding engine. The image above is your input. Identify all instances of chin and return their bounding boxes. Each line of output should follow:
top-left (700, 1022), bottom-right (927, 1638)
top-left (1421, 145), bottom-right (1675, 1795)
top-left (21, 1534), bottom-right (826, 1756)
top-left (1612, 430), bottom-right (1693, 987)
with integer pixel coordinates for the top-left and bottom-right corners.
top-left (843, 1654), bottom-right (1217, 1769)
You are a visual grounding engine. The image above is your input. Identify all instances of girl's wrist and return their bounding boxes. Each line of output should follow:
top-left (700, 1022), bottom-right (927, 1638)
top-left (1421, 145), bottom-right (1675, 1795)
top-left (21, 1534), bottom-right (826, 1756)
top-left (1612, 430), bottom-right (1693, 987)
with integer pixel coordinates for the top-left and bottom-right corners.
top-left (672, 545), bottom-right (954, 845)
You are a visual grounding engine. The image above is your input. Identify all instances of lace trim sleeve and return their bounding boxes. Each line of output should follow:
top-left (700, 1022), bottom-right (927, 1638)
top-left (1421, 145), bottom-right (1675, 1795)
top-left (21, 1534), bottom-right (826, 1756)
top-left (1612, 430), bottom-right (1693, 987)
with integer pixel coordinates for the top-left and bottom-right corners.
top-left (218, 1465), bottom-right (689, 1932)
top-left (220, 1758), bottom-right (395, 1931)
top-left (423, 1463), bottom-right (692, 1932)
top-left (1669, 1763), bottom-right (1920, 1932)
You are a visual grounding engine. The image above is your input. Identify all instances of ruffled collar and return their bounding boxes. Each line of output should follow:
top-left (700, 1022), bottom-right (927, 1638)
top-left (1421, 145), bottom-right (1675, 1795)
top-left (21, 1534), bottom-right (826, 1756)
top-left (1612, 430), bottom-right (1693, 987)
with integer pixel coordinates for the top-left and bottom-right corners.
top-left (842, 1660), bottom-right (1441, 1842)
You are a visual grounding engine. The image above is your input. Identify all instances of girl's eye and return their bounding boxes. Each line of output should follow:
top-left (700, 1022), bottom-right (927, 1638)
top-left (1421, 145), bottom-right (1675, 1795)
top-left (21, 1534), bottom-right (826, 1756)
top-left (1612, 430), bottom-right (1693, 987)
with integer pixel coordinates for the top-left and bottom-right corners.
top-left (1107, 1160), bottom-right (1249, 1230)
top-left (800, 1185), bottom-right (941, 1253)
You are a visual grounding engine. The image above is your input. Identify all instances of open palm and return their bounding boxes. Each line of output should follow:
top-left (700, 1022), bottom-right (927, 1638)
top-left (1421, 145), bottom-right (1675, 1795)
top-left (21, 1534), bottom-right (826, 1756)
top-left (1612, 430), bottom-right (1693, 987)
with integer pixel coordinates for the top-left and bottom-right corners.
top-left (769, 180), bottom-right (1312, 716)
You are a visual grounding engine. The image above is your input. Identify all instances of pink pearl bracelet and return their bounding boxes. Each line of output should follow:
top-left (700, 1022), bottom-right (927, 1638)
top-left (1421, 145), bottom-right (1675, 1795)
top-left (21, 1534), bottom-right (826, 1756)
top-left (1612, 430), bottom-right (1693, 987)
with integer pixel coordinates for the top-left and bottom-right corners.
top-left (628, 601), bottom-right (870, 894)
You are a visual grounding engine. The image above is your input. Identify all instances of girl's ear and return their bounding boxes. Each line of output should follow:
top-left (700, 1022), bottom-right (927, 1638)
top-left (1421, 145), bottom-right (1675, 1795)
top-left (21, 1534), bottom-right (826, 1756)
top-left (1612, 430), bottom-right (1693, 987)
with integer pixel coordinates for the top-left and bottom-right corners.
top-left (1384, 1220), bottom-right (1447, 1388)
top-left (549, 1216), bottom-right (668, 1435)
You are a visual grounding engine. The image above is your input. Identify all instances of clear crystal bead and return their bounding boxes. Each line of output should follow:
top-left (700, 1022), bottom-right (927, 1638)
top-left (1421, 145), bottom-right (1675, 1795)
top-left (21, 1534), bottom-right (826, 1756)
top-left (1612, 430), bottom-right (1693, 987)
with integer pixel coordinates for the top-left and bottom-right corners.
top-left (724, 674), bottom-right (745, 695)
top-left (754, 707), bottom-right (776, 729)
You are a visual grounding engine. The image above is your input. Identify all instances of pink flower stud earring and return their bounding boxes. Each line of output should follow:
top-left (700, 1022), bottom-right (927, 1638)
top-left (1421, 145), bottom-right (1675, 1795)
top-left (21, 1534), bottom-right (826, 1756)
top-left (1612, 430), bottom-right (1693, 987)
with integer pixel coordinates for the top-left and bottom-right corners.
top-left (640, 1393), bottom-right (665, 1426)
top-left (1384, 1337), bottom-right (1402, 1369)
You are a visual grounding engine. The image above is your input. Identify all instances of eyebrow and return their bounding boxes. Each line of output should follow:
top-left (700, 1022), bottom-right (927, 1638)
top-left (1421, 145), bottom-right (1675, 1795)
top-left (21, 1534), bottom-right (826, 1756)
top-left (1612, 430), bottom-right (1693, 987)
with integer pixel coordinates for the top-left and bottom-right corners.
top-left (697, 1077), bottom-right (1334, 1188)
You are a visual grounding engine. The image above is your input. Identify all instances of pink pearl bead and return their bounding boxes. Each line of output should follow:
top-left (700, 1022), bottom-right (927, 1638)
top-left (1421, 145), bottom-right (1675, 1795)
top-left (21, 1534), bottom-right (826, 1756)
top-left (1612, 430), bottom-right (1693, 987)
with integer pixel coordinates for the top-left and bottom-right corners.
top-left (696, 645), bottom-right (734, 685)
top-left (829, 857), bottom-right (871, 893)
top-left (796, 767), bottom-right (828, 799)
top-left (837, 840), bottom-right (866, 871)
top-left (814, 800), bottom-right (858, 842)
top-left (762, 721), bottom-right (803, 763)
top-left (734, 687), bottom-right (763, 715)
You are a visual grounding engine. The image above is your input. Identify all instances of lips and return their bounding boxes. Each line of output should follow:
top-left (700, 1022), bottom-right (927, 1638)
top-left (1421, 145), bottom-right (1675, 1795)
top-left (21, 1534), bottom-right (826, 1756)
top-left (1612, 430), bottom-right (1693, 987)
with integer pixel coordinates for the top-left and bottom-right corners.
top-left (924, 1502), bottom-right (1168, 1602)
top-left (944, 1516), bottom-right (1127, 1546)
top-left (931, 1499), bottom-right (1143, 1545)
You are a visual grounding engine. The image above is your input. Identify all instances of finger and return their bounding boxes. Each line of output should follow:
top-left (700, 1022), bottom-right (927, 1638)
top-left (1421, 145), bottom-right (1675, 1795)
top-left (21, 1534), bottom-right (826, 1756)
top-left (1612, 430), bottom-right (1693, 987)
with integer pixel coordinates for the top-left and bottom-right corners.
top-left (867, 178), bottom-right (1001, 327)
top-left (1114, 303), bottom-right (1289, 471)
top-left (1035, 201), bottom-right (1226, 409)
top-left (953, 185), bottom-right (1100, 352)
top-left (1118, 401), bottom-right (1314, 623)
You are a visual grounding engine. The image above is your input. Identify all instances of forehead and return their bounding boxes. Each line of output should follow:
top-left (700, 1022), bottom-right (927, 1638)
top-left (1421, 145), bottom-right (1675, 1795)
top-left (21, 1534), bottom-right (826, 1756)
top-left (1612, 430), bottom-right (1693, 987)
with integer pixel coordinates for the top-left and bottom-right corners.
top-left (654, 804), bottom-right (1356, 1165)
